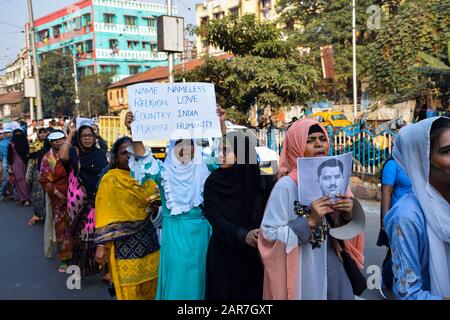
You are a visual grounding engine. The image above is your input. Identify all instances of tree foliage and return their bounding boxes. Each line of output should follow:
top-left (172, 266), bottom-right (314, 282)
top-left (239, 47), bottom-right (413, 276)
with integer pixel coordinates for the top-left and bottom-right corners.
top-left (277, 0), bottom-right (402, 101)
top-left (185, 15), bottom-right (322, 122)
top-left (39, 52), bottom-right (75, 117)
top-left (78, 73), bottom-right (112, 117)
top-left (367, 0), bottom-right (450, 97)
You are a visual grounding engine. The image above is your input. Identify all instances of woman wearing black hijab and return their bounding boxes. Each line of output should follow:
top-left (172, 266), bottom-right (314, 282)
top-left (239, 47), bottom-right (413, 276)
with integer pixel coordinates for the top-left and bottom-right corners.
top-left (59, 122), bottom-right (108, 276)
top-left (203, 131), bottom-right (269, 300)
top-left (8, 128), bottom-right (31, 206)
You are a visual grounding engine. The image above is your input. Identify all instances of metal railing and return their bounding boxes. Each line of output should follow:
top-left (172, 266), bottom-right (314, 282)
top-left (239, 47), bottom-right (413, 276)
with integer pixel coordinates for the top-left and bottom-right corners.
top-left (255, 126), bottom-right (396, 176)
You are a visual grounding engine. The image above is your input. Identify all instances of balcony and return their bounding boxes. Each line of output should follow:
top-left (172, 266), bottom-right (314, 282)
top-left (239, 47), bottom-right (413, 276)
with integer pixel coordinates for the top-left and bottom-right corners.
top-left (94, 22), bottom-right (156, 36)
top-left (96, 49), bottom-right (167, 61)
top-left (92, 0), bottom-right (172, 14)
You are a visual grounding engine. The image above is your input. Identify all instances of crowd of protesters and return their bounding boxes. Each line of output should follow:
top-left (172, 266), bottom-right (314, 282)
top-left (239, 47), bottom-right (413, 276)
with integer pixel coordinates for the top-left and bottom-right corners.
top-left (0, 112), bottom-right (448, 301)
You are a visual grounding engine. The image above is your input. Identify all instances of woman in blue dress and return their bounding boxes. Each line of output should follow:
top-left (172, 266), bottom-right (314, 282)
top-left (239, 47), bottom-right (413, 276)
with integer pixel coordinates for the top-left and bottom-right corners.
top-left (124, 108), bottom-right (226, 300)
top-left (385, 116), bottom-right (450, 299)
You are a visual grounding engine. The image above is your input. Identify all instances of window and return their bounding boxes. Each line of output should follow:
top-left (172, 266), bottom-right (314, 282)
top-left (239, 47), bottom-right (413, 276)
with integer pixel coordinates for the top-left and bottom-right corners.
top-left (83, 13), bottom-right (92, 26)
top-left (261, 0), bottom-right (271, 19)
top-left (150, 43), bottom-right (157, 52)
top-left (104, 13), bottom-right (116, 24)
top-left (100, 65), bottom-right (119, 74)
top-left (52, 25), bottom-right (61, 38)
top-left (84, 40), bottom-right (93, 53)
top-left (109, 39), bottom-right (119, 50)
top-left (124, 15), bottom-right (137, 26)
top-left (127, 41), bottom-right (139, 49)
top-left (38, 29), bottom-right (49, 43)
top-left (85, 66), bottom-right (94, 75)
top-left (142, 17), bottom-right (156, 27)
top-left (200, 17), bottom-right (208, 26)
top-left (213, 12), bottom-right (224, 20)
top-left (109, 91), bottom-right (113, 100)
top-left (229, 7), bottom-right (239, 17)
top-left (142, 41), bottom-right (150, 49)
top-left (73, 16), bottom-right (82, 29)
top-left (129, 65), bottom-right (140, 74)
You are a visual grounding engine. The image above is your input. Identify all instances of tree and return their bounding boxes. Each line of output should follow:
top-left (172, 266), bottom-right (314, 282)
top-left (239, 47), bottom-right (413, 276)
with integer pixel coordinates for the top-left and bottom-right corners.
top-left (195, 14), bottom-right (296, 58)
top-left (367, 0), bottom-right (450, 98)
top-left (39, 52), bottom-right (75, 117)
top-left (277, 0), bottom-right (403, 101)
top-left (184, 15), bottom-right (322, 123)
top-left (78, 73), bottom-right (112, 117)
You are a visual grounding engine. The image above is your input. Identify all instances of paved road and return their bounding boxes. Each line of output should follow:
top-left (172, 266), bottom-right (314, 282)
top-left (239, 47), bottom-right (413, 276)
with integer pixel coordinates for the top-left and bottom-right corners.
top-left (0, 199), bottom-right (110, 300)
top-left (0, 197), bottom-right (386, 300)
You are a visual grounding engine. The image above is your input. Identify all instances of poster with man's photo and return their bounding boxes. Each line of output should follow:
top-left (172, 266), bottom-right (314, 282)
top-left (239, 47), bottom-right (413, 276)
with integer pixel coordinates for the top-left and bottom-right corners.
top-left (297, 152), bottom-right (352, 207)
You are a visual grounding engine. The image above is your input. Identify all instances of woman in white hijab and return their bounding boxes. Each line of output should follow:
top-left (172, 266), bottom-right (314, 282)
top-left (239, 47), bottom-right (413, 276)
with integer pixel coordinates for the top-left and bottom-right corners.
top-left (124, 108), bottom-right (226, 300)
top-left (385, 116), bottom-right (450, 300)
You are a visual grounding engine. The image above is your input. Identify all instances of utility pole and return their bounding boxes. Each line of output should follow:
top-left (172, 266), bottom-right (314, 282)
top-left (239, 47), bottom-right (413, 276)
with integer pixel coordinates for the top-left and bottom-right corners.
top-left (27, 0), bottom-right (43, 119)
top-left (72, 55), bottom-right (80, 117)
top-left (25, 23), bottom-right (34, 121)
top-left (352, 0), bottom-right (358, 120)
top-left (167, 0), bottom-right (174, 83)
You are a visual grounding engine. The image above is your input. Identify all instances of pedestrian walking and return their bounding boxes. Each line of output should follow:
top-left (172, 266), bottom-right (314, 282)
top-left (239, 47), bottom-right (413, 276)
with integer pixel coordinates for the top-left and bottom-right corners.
top-left (95, 136), bottom-right (160, 300)
top-left (203, 131), bottom-right (269, 300)
top-left (8, 128), bottom-right (31, 206)
top-left (39, 130), bottom-right (73, 272)
top-left (258, 119), bottom-right (365, 300)
top-left (59, 123), bottom-right (108, 276)
top-left (377, 154), bottom-right (412, 295)
top-left (27, 127), bottom-right (49, 225)
top-left (125, 107), bottom-right (226, 300)
top-left (385, 116), bottom-right (450, 299)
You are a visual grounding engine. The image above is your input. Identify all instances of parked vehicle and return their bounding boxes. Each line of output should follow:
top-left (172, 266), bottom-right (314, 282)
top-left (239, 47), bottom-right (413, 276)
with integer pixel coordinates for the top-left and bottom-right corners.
top-left (308, 111), bottom-right (352, 128)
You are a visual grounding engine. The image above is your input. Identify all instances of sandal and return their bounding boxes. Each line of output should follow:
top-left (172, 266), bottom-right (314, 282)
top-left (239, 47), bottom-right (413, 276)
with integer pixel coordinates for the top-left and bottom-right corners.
top-left (28, 215), bottom-right (41, 226)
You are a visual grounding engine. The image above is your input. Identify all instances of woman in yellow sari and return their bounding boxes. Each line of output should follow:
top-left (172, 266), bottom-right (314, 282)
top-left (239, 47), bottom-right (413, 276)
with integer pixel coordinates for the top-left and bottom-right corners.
top-left (95, 136), bottom-right (160, 300)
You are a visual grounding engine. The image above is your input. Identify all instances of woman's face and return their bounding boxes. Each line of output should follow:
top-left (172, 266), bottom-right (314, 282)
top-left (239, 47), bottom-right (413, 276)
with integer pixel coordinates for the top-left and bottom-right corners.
top-left (116, 140), bottom-right (132, 170)
top-left (217, 141), bottom-right (236, 169)
top-left (38, 130), bottom-right (47, 140)
top-left (174, 139), bottom-right (194, 164)
top-left (79, 127), bottom-right (95, 149)
top-left (303, 132), bottom-right (329, 157)
top-left (429, 127), bottom-right (450, 186)
top-left (50, 138), bottom-right (64, 151)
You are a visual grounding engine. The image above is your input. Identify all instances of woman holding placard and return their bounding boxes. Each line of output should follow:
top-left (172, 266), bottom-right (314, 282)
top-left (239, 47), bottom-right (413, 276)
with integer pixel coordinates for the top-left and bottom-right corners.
top-left (258, 118), bottom-right (365, 300)
top-left (124, 107), bottom-right (226, 300)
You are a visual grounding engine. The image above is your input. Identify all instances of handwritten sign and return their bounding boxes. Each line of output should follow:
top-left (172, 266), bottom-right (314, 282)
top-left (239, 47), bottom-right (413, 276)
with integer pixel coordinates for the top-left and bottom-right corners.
top-left (128, 82), bottom-right (222, 141)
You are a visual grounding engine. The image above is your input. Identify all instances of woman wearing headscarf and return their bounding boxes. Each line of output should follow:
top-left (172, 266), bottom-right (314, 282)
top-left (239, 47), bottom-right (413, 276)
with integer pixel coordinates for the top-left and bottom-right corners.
top-left (27, 127), bottom-right (49, 225)
top-left (8, 128), bottom-right (31, 206)
top-left (95, 136), bottom-right (160, 300)
top-left (0, 129), bottom-right (12, 200)
top-left (385, 117), bottom-right (450, 300)
top-left (258, 118), bottom-right (365, 300)
top-left (39, 130), bottom-right (73, 272)
top-left (59, 122), bottom-right (108, 276)
top-left (125, 107), bottom-right (226, 300)
top-left (203, 131), bottom-right (269, 300)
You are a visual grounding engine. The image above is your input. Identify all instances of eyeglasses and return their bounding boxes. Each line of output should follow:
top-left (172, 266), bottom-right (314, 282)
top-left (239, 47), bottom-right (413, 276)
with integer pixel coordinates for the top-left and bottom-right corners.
top-left (80, 133), bottom-right (94, 139)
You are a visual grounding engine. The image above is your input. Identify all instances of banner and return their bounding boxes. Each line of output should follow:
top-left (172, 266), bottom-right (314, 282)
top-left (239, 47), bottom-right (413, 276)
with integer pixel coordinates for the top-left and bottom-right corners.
top-left (128, 82), bottom-right (221, 141)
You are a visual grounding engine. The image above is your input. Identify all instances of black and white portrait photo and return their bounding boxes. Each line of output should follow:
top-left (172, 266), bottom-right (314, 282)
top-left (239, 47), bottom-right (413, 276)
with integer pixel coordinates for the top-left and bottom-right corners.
top-left (297, 152), bottom-right (352, 206)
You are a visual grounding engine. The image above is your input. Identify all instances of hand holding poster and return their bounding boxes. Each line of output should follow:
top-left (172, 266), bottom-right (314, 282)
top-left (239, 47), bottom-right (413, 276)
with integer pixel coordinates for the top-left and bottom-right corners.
top-left (127, 82), bottom-right (222, 141)
top-left (297, 152), bottom-right (365, 240)
top-left (297, 152), bottom-right (352, 206)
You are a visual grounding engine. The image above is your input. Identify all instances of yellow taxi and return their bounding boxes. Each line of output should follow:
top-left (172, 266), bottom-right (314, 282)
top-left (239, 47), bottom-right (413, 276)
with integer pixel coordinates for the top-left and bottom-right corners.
top-left (308, 111), bottom-right (352, 128)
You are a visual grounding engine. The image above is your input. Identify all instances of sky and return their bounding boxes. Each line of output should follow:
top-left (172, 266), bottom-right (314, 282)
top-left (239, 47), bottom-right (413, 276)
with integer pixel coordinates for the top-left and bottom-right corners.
top-left (0, 0), bottom-right (198, 73)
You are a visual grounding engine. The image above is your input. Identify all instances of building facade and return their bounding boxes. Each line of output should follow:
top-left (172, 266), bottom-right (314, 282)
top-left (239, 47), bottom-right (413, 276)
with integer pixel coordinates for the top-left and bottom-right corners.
top-left (195, 0), bottom-right (279, 56)
top-left (34, 0), bottom-right (177, 82)
top-left (0, 48), bottom-right (30, 94)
